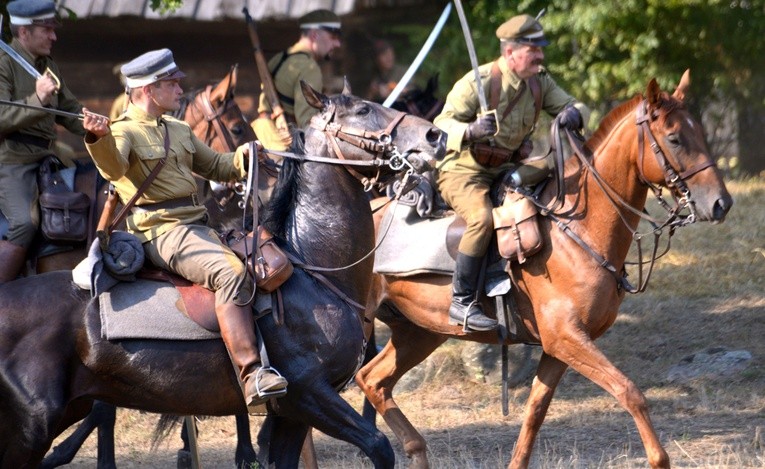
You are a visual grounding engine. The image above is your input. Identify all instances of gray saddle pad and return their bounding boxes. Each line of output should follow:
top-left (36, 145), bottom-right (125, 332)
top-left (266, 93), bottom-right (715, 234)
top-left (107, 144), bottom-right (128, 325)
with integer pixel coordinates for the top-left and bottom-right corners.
top-left (99, 279), bottom-right (221, 341)
top-left (373, 202), bottom-right (456, 277)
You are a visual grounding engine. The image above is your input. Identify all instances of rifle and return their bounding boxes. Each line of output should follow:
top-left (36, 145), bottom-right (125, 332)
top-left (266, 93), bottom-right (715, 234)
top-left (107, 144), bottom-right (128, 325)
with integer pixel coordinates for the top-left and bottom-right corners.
top-left (242, 7), bottom-right (291, 145)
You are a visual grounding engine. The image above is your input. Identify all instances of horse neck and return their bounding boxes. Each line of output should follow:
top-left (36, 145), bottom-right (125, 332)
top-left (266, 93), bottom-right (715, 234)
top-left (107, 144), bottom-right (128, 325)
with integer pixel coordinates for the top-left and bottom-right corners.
top-left (285, 136), bottom-right (376, 302)
top-left (567, 111), bottom-right (650, 265)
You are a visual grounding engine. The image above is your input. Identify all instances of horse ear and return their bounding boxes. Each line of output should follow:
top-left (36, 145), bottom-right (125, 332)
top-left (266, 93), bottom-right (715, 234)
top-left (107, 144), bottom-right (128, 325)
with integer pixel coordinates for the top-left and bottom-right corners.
top-left (646, 78), bottom-right (661, 107)
top-left (341, 77), bottom-right (352, 95)
top-left (301, 80), bottom-right (328, 110)
top-left (426, 74), bottom-right (438, 94)
top-left (210, 66), bottom-right (237, 103)
top-left (673, 69), bottom-right (691, 102)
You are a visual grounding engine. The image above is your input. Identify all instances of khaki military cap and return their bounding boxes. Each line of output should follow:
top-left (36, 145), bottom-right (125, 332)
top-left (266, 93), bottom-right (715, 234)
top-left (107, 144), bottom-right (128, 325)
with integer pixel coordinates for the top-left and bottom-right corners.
top-left (496, 14), bottom-right (549, 47)
top-left (299, 9), bottom-right (342, 36)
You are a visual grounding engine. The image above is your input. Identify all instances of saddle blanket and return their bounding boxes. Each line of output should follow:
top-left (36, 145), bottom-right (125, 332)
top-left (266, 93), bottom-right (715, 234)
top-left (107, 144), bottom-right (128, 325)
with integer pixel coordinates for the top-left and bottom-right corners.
top-left (373, 202), bottom-right (456, 277)
top-left (99, 280), bottom-right (221, 341)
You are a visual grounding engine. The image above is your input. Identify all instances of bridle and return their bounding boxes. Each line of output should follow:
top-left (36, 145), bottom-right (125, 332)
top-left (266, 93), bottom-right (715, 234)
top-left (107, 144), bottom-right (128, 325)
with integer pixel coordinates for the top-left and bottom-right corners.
top-left (530, 98), bottom-right (717, 293)
top-left (305, 103), bottom-right (412, 191)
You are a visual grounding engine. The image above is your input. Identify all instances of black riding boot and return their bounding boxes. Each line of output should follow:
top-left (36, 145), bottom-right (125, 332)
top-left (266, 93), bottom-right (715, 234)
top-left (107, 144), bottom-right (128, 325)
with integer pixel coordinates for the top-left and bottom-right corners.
top-left (448, 252), bottom-right (498, 332)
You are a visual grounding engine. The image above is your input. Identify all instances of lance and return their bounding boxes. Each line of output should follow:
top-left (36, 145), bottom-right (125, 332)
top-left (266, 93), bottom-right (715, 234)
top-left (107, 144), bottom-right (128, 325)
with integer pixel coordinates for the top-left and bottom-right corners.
top-left (382, 3), bottom-right (452, 107)
top-left (0, 98), bottom-right (107, 120)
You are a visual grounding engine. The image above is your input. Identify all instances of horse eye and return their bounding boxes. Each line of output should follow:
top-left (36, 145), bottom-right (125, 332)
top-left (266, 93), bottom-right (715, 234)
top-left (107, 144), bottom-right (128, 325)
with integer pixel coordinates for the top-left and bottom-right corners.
top-left (357, 105), bottom-right (370, 116)
top-left (666, 133), bottom-right (680, 146)
top-left (230, 124), bottom-right (243, 136)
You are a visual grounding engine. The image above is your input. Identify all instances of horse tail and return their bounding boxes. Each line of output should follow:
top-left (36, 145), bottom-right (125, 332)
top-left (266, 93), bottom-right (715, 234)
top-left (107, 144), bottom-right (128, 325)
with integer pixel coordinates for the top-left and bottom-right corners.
top-left (151, 414), bottom-right (182, 451)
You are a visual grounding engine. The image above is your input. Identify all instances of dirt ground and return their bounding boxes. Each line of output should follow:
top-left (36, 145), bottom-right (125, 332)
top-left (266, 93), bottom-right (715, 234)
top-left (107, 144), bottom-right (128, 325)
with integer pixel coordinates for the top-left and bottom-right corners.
top-left (47, 180), bottom-right (764, 468)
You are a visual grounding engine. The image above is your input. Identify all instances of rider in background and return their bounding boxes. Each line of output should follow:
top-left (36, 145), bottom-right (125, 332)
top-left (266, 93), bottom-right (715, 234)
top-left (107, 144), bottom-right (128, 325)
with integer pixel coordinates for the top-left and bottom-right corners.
top-left (365, 39), bottom-right (407, 103)
top-left (252, 9), bottom-right (342, 151)
top-left (434, 13), bottom-right (590, 332)
top-left (82, 48), bottom-right (288, 411)
top-left (0, 0), bottom-right (85, 283)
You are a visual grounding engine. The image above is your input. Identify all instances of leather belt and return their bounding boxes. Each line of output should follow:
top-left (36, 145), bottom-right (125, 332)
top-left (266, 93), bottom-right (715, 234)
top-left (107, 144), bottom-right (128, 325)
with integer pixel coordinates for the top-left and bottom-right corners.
top-left (132, 194), bottom-right (198, 213)
top-left (5, 132), bottom-right (54, 150)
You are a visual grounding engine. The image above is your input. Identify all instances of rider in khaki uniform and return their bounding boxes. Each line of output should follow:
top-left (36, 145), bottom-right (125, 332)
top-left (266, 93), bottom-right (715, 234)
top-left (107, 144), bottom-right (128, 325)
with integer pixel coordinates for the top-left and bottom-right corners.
top-left (253, 9), bottom-right (342, 150)
top-left (0, 0), bottom-right (84, 283)
top-left (434, 14), bottom-right (590, 331)
top-left (82, 49), bottom-right (288, 411)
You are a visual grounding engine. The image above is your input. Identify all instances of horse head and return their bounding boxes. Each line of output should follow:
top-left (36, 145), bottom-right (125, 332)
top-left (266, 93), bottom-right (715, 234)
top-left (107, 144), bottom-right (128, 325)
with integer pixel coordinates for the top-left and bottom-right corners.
top-left (300, 79), bottom-right (446, 180)
top-left (638, 69), bottom-right (733, 223)
top-left (390, 74), bottom-right (444, 122)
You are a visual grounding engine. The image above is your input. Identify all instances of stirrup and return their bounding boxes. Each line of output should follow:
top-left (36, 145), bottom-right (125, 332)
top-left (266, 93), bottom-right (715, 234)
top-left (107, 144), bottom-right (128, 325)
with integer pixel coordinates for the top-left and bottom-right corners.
top-left (461, 300), bottom-right (481, 333)
top-left (254, 366), bottom-right (288, 399)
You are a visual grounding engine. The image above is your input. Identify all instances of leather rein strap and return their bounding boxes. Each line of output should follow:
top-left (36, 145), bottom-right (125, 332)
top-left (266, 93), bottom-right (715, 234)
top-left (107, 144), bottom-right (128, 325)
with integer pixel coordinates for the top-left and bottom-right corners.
top-left (530, 99), bottom-right (716, 293)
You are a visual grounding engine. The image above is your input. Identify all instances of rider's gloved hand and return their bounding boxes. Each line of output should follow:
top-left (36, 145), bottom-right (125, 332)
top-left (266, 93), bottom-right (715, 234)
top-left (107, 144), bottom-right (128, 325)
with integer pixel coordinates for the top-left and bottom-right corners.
top-left (464, 112), bottom-right (498, 143)
top-left (557, 105), bottom-right (583, 131)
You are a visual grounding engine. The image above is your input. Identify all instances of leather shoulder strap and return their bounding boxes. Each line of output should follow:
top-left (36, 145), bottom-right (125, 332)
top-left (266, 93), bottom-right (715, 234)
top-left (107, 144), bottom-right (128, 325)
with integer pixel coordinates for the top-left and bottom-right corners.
top-left (528, 75), bottom-right (542, 124)
top-left (109, 123), bottom-right (171, 232)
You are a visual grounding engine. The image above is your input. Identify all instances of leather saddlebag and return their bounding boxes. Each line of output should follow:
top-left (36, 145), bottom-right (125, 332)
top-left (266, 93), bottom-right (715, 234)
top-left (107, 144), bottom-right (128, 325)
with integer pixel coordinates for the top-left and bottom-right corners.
top-left (39, 191), bottom-right (91, 243)
top-left (492, 193), bottom-right (542, 264)
top-left (230, 226), bottom-right (294, 292)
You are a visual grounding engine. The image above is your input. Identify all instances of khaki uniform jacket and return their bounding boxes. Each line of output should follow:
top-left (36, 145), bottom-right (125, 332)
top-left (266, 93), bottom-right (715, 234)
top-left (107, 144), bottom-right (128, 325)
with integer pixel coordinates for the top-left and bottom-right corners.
top-left (257, 42), bottom-right (322, 129)
top-left (434, 58), bottom-right (589, 176)
top-left (0, 39), bottom-right (84, 164)
top-left (85, 105), bottom-right (247, 243)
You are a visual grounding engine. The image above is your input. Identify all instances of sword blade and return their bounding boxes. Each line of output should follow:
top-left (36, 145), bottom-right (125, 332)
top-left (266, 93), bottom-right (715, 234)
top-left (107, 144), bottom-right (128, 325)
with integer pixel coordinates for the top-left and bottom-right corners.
top-left (382, 3), bottom-right (452, 108)
top-left (453, 0), bottom-right (488, 112)
top-left (0, 40), bottom-right (43, 81)
top-left (0, 98), bottom-right (84, 119)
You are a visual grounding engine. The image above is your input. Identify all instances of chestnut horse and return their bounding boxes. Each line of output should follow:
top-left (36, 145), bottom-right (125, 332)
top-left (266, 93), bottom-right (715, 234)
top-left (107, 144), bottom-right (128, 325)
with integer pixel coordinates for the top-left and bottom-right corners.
top-left (0, 81), bottom-right (445, 469)
top-left (356, 70), bottom-right (733, 468)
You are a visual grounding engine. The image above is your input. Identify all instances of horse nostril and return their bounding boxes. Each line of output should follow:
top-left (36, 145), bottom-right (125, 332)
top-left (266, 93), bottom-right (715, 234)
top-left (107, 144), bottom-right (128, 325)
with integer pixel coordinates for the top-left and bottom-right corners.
top-left (426, 128), bottom-right (442, 145)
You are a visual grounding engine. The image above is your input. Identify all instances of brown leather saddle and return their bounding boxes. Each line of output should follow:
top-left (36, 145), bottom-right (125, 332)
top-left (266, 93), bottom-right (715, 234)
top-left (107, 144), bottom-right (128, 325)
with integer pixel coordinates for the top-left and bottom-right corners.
top-left (137, 267), bottom-right (219, 332)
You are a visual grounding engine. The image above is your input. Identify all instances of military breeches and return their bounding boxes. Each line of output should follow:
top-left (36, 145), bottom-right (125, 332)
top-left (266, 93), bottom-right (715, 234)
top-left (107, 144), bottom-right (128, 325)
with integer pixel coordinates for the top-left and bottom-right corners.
top-left (0, 162), bottom-right (40, 249)
top-left (436, 170), bottom-right (495, 258)
top-left (143, 223), bottom-right (253, 306)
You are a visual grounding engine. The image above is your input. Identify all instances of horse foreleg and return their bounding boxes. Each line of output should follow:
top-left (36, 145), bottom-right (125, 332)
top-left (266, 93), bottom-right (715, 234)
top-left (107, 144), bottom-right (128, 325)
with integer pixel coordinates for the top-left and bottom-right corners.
top-left (356, 322), bottom-right (447, 469)
top-left (508, 352), bottom-right (567, 469)
top-left (258, 415), bottom-right (309, 469)
top-left (549, 330), bottom-right (670, 469)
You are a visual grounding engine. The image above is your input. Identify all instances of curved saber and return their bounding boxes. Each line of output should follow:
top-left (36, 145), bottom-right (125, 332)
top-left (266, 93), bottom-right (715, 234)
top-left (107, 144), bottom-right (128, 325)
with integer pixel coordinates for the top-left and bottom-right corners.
top-left (452, 0), bottom-right (487, 113)
top-left (382, 3), bottom-right (452, 107)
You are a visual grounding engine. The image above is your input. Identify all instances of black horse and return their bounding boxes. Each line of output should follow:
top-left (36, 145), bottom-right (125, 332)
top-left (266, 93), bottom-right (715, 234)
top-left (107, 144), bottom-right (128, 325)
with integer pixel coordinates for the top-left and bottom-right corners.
top-left (0, 81), bottom-right (445, 469)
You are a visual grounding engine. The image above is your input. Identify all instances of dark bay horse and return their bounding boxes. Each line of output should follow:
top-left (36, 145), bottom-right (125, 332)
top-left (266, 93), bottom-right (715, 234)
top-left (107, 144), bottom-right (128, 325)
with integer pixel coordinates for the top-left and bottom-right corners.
top-left (0, 80), bottom-right (445, 469)
top-left (40, 66), bottom-right (262, 469)
top-left (390, 74), bottom-right (443, 121)
top-left (356, 70), bottom-right (733, 469)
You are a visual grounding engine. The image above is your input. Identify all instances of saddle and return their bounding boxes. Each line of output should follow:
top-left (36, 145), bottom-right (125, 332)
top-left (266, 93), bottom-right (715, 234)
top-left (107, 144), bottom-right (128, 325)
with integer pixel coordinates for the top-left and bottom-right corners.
top-left (374, 174), bottom-right (543, 277)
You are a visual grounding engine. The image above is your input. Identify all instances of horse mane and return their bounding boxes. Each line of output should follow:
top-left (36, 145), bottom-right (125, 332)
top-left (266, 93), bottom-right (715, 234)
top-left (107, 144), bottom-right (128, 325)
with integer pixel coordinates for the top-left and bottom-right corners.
top-left (261, 132), bottom-right (306, 240)
top-left (585, 95), bottom-right (643, 153)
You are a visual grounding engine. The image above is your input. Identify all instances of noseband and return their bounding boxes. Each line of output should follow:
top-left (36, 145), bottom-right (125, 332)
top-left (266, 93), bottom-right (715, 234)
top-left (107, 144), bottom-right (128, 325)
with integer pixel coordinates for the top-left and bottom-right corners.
top-left (308, 105), bottom-right (411, 190)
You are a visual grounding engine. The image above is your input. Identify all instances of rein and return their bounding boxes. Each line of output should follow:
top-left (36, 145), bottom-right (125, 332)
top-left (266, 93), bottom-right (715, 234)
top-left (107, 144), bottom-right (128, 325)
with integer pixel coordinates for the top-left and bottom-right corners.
top-left (535, 99), bottom-right (713, 293)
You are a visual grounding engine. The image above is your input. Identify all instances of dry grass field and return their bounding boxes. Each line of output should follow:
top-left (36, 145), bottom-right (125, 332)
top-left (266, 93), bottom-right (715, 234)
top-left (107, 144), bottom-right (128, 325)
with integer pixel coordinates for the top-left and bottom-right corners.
top-left (49, 179), bottom-right (764, 468)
